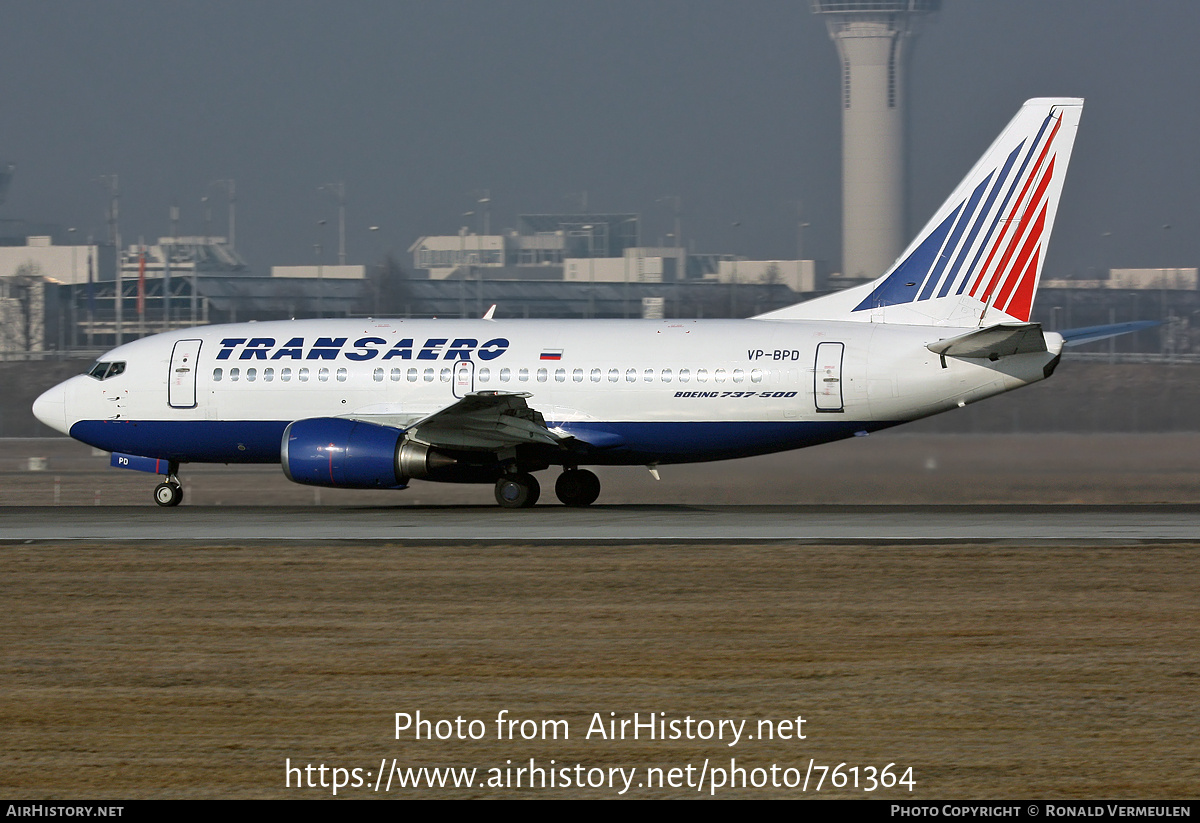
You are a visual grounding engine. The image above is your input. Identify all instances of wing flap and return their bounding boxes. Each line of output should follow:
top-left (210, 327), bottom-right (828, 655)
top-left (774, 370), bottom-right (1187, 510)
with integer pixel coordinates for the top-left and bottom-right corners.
top-left (405, 391), bottom-right (561, 451)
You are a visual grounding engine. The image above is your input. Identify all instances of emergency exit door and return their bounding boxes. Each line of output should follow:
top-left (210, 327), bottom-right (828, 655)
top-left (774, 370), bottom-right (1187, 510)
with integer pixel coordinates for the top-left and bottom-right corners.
top-left (453, 360), bottom-right (475, 398)
top-left (814, 342), bottom-right (844, 413)
top-left (168, 339), bottom-right (202, 409)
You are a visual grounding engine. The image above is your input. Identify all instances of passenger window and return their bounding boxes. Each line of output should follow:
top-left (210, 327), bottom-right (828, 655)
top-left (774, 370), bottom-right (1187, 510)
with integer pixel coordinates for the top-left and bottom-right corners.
top-left (609, 368), bottom-right (619, 383)
top-left (500, 368), bottom-right (511, 383)
top-left (318, 368), bottom-right (329, 382)
top-left (405, 368), bottom-right (416, 382)
top-left (440, 368), bottom-right (451, 382)
top-left (732, 369), bottom-right (744, 383)
top-left (555, 368), bottom-right (566, 383)
top-left (423, 368), bottom-right (434, 382)
top-left (696, 369), bottom-right (708, 383)
top-left (662, 368), bottom-right (672, 383)
top-left (679, 369), bottom-right (690, 383)
top-left (264, 368), bottom-right (274, 382)
top-left (479, 367), bottom-right (490, 383)
top-left (230, 368), bottom-right (240, 382)
top-left (590, 369), bottom-right (600, 383)
top-left (298, 368), bottom-right (309, 382)
top-left (374, 368), bottom-right (384, 382)
top-left (714, 369), bottom-right (727, 383)
top-left (519, 368), bottom-right (529, 383)
top-left (626, 369), bottom-right (636, 383)
top-left (213, 368), bottom-right (223, 382)
top-left (537, 368), bottom-right (548, 383)
top-left (751, 369), bottom-right (763, 383)
top-left (336, 368), bottom-right (347, 382)
top-left (643, 369), bottom-right (654, 382)
top-left (246, 368), bottom-right (257, 382)
top-left (281, 368), bottom-right (292, 382)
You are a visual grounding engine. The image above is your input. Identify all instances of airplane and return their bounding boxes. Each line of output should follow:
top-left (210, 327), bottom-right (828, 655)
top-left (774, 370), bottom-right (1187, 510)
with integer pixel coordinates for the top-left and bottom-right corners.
top-left (35, 97), bottom-right (1127, 509)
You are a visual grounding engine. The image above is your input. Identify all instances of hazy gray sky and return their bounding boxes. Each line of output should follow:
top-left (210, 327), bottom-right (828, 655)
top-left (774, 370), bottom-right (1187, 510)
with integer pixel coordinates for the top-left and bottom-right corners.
top-left (2, 0), bottom-right (1198, 276)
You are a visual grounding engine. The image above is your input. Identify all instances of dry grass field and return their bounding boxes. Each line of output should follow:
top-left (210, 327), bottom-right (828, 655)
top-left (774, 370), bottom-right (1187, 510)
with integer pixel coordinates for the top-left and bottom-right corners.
top-left (2, 540), bottom-right (1197, 799)
top-left (2, 433), bottom-right (1198, 799)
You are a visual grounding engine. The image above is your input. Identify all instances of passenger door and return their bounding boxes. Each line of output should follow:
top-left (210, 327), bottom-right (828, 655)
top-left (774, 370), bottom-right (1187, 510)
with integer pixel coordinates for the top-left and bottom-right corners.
top-left (814, 341), bottom-right (844, 413)
top-left (168, 339), bottom-right (202, 409)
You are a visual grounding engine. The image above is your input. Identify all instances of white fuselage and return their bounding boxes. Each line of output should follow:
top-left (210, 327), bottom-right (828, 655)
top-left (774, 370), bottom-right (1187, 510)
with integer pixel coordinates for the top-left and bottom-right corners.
top-left (35, 317), bottom-right (1060, 467)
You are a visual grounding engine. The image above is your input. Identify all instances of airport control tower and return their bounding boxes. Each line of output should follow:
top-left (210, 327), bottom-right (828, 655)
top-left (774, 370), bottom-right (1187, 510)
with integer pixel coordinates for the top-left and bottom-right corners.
top-left (812, 1), bottom-right (939, 280)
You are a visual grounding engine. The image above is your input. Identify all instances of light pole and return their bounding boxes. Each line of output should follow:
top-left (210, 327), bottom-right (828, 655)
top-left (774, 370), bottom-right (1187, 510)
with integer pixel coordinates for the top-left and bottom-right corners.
top-left (730, 221), bottom-right (744, 318)
top-left (316, 219), bottom-right (327, 318)
top-left (657, 196), bottom-right (682, 253)
top-left (582, 225), bottom-right (595, 319)
top-left (369, 225), bottom-right (381, 316)
top-left (96, 175), bottom-right (121, 345)
top-left (66, 227), bottom-right (77, 350)
top-left (621, 216), bottom-right (638, 318)
top-left (471, 189), bottom-right (491, 236)
top-left (319, 183), bottom-right (346, 265)
top-left (210, 179), bottom-right (236, 249)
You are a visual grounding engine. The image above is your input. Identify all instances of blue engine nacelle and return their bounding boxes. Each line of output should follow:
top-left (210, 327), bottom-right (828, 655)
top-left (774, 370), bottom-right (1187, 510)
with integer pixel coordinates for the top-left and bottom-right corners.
top-left (281, 417), bottom-right (456, 489)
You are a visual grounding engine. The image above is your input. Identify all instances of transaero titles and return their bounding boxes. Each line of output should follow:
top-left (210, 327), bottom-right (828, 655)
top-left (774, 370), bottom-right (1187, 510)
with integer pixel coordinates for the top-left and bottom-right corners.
top-left (216, 336), bottom-right (511, 362)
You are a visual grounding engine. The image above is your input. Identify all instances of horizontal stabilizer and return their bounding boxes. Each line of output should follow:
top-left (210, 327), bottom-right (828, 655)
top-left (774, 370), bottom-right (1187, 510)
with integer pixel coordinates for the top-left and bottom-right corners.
top-left (926, 323), bottom-right (1047, 359)
top-left (1060, 320), bottom-right (1158, 347)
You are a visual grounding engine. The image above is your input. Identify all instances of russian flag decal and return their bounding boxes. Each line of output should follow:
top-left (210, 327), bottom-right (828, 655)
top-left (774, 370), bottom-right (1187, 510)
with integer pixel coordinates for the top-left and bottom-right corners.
top-left (540, 350), bottom-right (563, 361)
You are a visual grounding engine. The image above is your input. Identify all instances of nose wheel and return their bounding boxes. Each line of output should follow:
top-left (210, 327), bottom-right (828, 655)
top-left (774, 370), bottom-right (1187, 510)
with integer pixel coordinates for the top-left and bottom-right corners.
top-left (154, 480), bottom-right (183, 507)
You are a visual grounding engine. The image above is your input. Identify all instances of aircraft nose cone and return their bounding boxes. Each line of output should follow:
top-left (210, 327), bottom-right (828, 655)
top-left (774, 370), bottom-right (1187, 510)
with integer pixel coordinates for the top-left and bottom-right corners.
top-left (32, 383), bottom-right (68, 435)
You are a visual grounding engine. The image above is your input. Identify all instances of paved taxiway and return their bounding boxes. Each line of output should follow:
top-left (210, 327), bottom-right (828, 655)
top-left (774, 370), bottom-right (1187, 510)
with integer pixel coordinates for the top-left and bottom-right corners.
top-left (3, 504), bottom-right (1199, 542)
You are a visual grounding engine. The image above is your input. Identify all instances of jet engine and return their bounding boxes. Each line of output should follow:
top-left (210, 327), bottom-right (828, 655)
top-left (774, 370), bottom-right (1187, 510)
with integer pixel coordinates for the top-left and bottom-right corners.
top-left (281, 417), bottom-right (459, 489)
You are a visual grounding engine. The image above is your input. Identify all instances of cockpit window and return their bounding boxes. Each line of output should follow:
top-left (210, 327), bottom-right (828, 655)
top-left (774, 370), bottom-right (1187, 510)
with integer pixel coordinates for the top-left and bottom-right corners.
top-left (87, 361), bottom-right (126, 381)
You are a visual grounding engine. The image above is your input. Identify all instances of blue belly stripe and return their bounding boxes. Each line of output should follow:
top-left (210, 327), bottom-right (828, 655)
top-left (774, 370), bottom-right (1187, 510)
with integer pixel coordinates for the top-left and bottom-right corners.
top-left (69, 418), bottom-right (900, 465)
top-left (71, 419), bottom-right (290, 463)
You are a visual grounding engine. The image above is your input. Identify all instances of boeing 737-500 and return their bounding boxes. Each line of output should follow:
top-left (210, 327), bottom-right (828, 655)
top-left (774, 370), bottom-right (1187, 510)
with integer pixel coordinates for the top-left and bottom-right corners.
top-left (36, 98), bottom-right (1116, 508)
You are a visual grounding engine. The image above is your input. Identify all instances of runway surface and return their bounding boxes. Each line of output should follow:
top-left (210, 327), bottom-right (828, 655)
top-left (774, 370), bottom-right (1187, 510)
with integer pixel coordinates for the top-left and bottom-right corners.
top-left (3, 503), bottom-right (1200, 542)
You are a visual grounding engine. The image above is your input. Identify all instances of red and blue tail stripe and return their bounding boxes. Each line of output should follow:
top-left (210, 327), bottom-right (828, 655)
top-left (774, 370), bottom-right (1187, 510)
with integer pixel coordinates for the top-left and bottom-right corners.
top-left (753, 99), bottom-right (1082, 326)
top-left (852, 106), bottom-right (1069, 322)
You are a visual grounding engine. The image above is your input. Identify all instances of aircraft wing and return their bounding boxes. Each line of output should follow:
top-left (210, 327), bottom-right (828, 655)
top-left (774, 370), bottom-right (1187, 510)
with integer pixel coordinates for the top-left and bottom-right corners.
top-left (926, 323), bottom-right (1048, 359)
top-left (402, 391), bottom-right (563, 451)
top-left (348, 392), bottom-right (625, 454)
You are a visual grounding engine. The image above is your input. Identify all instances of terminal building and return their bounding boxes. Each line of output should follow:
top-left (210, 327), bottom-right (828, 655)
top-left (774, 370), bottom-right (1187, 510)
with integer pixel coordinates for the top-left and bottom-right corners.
top-left (0, 168), bottom-right (1192, 359)
top-left (412, 212), bottom-right (830, 296)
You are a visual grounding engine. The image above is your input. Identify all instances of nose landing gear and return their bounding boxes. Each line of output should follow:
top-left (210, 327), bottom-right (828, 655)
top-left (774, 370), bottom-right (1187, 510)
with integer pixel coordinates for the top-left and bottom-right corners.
top-left (153, 473), bottom-right (183, 507)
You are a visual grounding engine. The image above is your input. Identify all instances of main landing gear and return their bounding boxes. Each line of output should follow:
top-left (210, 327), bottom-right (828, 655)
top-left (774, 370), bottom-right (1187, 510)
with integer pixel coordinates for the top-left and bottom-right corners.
top-left (493, 468), bottom-right (601, 508)
top-left (495, 472), bottom-right (540, 509)
top-left (153, 474), bottom-right (184, 507)
top-left (555, 469), bottom-right (600, 507)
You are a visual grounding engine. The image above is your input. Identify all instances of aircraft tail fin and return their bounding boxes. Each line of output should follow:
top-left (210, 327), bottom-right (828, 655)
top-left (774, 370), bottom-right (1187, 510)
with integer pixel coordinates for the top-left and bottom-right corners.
top-left (756, 98), bottom-right (1084, 327)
